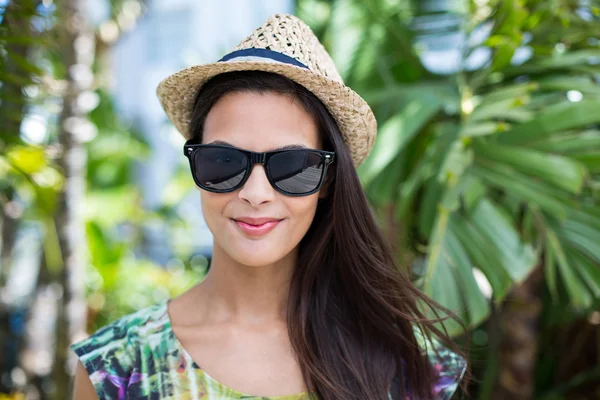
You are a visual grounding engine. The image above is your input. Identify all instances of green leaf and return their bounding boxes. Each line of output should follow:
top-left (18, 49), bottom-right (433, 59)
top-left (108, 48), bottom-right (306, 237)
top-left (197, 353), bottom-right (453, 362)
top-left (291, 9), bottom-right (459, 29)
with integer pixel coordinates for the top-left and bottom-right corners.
top-left (423, 197), bottom-right (454, 295)
top-left (362, 82), bottom-right (458, 108)
top-left (527, 130), bottom-right (600, 154)
top-left (570, 151), bottom-right (600, 173)
top-left (86, 221), bottom-right (124, 289)
top-left (535, 49), bottom-right (600, 69)
top-left (418, 177), bottom-right (444, 239)
top-left (569, 207), bottom-right (600, 233)
top-left (358, 97), bottom-right (441, 185)
top-left (425, 251), bottom-right (466, 337)
top-left (6, 145), bottom-right (47, 174)
top-left (461, 122), bottom-right (510, 137)
top-left (1, 35), bottom-right (49, 46)
top-left (537, 75), bottom-right (600, 95)
top-left (445, 229), bottom-right (491, 326)
top-left (328, 0), bottom-right (367, 79)
top-left (498, 100), bottom-right (600, 145)
top-left (561, 218), bottom-right (600, 263)
top-left (565, 249), bottom-right (600, 299)
top-left (546, 226), bottom-right (593, 309)
top-left (365, 152), bottom-right (405, 204)
top-left (544, 238), bottom-right (559, 302)
top-left (461, 175), bottom-right (487, 213)
top-left (470, 89), bottom-right (530, 120)
top-left (84, 186), bottom-right (141, 225)
top-left (473, 162), bottom-right (571, 219)
top-left (451, 213), bottom-right (513, 302)
top-left (504, 49), bottom-right (600, 76)
top-left (424, 198), bottom-right (534, 309)
top-left (419, 135), bottom-right (470, 238)
top-left (437, 139), bottom-right (473, 186)
top-left (6, 51), bottom-right (45, 75)
top-left (0, 71), bottom-right (35, 86)
top-left (473, 141), bottom-right (586, 194)
top-left (469, 102), bottom-right (534, 123)
top-left (395, 123), bottom-right (459, 220)
top-left (42, 218), bottom-right (63, 275)
top-left (476, 82), bottom-right (537, 106)
top-left (470, 199), bottom-right (537, 283)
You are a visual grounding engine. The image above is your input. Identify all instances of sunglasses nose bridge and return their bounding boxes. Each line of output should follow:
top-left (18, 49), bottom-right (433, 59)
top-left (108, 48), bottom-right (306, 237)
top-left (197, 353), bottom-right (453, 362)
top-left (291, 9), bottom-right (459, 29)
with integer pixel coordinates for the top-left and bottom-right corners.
top-left (249, 152), bottom-right (267, 166)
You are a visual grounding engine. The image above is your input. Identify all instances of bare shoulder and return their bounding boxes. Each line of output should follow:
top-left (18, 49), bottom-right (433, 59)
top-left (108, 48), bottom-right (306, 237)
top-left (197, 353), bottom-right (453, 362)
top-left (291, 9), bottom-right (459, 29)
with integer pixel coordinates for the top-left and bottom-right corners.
top-left (72, 360), bottom-right (99, 400)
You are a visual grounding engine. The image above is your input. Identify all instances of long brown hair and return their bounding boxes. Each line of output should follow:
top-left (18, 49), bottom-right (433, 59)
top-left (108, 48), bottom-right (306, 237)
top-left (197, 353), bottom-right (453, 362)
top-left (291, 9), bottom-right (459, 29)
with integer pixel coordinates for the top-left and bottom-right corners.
top-left (189, 70), bottom-right (471, 399)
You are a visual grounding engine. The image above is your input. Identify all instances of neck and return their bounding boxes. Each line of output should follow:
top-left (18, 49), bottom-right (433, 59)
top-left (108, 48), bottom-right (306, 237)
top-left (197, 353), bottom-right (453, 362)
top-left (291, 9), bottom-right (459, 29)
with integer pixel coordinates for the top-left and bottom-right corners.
top-left (191, 244), bottom-right (298, 325)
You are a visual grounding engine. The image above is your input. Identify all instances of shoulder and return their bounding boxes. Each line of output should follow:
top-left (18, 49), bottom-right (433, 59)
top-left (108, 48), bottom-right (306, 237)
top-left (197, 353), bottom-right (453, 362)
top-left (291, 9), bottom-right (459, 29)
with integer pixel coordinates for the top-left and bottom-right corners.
top-left (415, 327), bottom-right (468, 399)
top-left (70, 300), bottom-right (169, 363)
top-left (70, 300), bottom-right (171, 398)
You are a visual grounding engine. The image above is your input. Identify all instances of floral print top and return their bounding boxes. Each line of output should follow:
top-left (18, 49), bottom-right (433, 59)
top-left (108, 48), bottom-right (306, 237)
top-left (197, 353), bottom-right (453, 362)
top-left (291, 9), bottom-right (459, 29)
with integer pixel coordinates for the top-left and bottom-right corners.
top-left (71, 299), bottom-right (466, 399)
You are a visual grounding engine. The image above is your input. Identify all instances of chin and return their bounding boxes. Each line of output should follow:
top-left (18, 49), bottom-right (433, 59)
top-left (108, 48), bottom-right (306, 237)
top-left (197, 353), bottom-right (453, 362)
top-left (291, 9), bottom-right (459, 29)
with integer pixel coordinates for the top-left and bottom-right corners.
top-left (211, 219), bottom-right (302, 267)
top-left (219, 232), bottom-right (291, 266)
top-left (229, 247), bottom-right (287, 267)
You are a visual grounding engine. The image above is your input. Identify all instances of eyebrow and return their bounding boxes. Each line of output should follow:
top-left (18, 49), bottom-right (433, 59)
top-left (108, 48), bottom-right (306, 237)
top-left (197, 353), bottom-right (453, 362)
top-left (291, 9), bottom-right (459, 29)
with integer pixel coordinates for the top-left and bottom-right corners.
top-left (207, 140), bottom-right (308, 152)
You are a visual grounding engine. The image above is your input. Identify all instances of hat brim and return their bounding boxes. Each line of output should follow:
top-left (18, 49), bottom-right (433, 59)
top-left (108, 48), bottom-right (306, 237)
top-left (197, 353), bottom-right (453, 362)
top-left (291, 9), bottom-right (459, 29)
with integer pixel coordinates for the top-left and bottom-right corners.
top-left (156, 61), bottom-right (377, 167)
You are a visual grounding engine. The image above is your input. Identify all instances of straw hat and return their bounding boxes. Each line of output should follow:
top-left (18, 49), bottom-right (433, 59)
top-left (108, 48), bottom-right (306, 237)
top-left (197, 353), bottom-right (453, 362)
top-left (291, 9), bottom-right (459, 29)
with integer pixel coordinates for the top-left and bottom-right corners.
top-left (156, 13), bottom-right (377, 167)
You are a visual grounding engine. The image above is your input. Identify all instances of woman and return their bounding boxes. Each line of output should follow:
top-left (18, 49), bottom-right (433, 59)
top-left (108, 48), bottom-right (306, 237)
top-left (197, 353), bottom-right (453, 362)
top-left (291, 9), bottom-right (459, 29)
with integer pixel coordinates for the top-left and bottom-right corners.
top-left (72, 13), bottom-right (469, 400)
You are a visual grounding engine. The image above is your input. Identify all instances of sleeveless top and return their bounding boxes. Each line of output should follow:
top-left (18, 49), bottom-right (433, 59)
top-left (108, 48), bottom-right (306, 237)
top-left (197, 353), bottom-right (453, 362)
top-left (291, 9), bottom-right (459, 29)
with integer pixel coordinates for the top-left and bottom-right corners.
top-left (71, 299), bottom-right (467, 400)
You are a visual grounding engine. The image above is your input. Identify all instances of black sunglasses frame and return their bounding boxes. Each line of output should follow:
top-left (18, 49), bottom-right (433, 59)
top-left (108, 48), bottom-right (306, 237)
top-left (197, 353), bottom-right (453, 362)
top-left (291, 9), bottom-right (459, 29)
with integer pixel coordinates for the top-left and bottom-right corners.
top-left (183, 142), bottom-right (336, 197)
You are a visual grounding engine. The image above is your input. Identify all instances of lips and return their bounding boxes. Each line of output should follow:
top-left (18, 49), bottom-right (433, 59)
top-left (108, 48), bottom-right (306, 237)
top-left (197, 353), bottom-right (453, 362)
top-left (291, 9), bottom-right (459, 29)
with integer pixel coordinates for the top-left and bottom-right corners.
top-left (232, 217), bottom-right (283, 236)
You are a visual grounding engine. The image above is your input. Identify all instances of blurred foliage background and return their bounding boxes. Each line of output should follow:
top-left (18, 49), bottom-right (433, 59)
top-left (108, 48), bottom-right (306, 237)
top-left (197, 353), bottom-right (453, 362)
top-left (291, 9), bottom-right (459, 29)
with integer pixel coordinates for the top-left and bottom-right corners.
top-left (0, 0), bottom-right (599, 399)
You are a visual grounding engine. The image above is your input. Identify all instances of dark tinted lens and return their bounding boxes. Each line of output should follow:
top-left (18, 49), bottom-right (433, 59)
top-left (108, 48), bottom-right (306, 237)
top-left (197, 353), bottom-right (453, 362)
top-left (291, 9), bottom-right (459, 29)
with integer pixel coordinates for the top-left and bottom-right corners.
top-left (192, 147), bottom-right (248, 190)
top-left (268, 151), bottom-right (325, 194)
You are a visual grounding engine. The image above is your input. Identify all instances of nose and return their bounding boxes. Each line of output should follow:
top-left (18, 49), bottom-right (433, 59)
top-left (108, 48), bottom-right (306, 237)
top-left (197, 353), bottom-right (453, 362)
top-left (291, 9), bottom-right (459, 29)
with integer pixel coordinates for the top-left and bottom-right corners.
top-left (238, 164), bottom-right (275, 206)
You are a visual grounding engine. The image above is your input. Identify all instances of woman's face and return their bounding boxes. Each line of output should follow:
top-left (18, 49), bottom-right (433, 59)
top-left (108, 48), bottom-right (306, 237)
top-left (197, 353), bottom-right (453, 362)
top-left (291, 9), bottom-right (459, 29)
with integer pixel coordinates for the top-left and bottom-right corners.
top-left (200, 91), bottom-right (322, 267)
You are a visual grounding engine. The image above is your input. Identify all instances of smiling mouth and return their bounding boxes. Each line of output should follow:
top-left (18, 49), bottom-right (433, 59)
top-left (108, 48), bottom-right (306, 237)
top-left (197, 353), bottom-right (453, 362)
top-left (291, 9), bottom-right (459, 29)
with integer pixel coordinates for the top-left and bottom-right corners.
top-left (232, 219), bottom-right (282, 236)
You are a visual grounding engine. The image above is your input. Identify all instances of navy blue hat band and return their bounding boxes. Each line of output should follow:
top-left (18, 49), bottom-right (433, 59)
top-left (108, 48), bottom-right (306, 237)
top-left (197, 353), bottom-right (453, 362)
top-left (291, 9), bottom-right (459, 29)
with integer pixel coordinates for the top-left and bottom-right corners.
top-left (218, 48), bottom-right (309, 70)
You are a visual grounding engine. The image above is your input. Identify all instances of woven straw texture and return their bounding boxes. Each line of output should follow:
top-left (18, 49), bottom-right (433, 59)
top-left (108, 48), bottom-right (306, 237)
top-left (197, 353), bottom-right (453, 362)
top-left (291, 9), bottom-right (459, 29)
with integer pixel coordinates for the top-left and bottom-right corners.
top-left (156, 13), bottom-right (377, 167)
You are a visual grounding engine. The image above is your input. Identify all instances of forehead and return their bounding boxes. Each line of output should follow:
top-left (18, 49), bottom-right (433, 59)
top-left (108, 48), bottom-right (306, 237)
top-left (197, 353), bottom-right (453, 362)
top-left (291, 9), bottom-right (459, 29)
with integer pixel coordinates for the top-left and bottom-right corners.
top-left (202, 91), bottom-right (320, 151)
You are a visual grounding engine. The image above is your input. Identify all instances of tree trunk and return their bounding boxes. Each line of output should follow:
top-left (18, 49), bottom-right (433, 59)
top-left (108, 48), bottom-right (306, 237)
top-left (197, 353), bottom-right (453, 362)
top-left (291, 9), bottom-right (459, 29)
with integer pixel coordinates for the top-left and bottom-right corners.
top-left (21, 247), bottom-right (55, 400)
top-left (491, 266), bottom-right (544, 400)
top-left (0, 0), bottom-right (39, 393)
top-left (0, 0), bottom-right (36, 140)
top-left (51, 0), bottom-right (93, 398)
top-left (0, 188), bottom-right (19, 289)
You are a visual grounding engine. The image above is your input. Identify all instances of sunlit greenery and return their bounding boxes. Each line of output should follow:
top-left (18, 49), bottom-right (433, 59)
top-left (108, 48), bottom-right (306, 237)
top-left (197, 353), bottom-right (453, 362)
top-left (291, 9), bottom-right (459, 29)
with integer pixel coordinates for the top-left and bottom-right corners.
top-left (298, 0), bottom-right (600, 398)
top-left (1, 0), bottom-right (599, 398)
top-left (0, 0), bottom-right (203, 398)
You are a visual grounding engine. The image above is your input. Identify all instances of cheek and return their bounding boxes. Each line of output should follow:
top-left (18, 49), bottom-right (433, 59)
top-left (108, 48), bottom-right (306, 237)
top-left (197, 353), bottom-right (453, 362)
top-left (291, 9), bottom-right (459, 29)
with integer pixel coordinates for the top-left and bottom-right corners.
top-left (200, 191), bottom-right (229, 232)
top-left (286, 196), bottom-right (319, 237)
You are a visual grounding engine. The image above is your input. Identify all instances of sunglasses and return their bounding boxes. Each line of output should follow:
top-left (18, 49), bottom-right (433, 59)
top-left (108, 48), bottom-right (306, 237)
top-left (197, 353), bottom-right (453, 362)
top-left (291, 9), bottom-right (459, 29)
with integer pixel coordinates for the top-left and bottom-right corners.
top-left (183, 142), bottom-right (335, 196)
